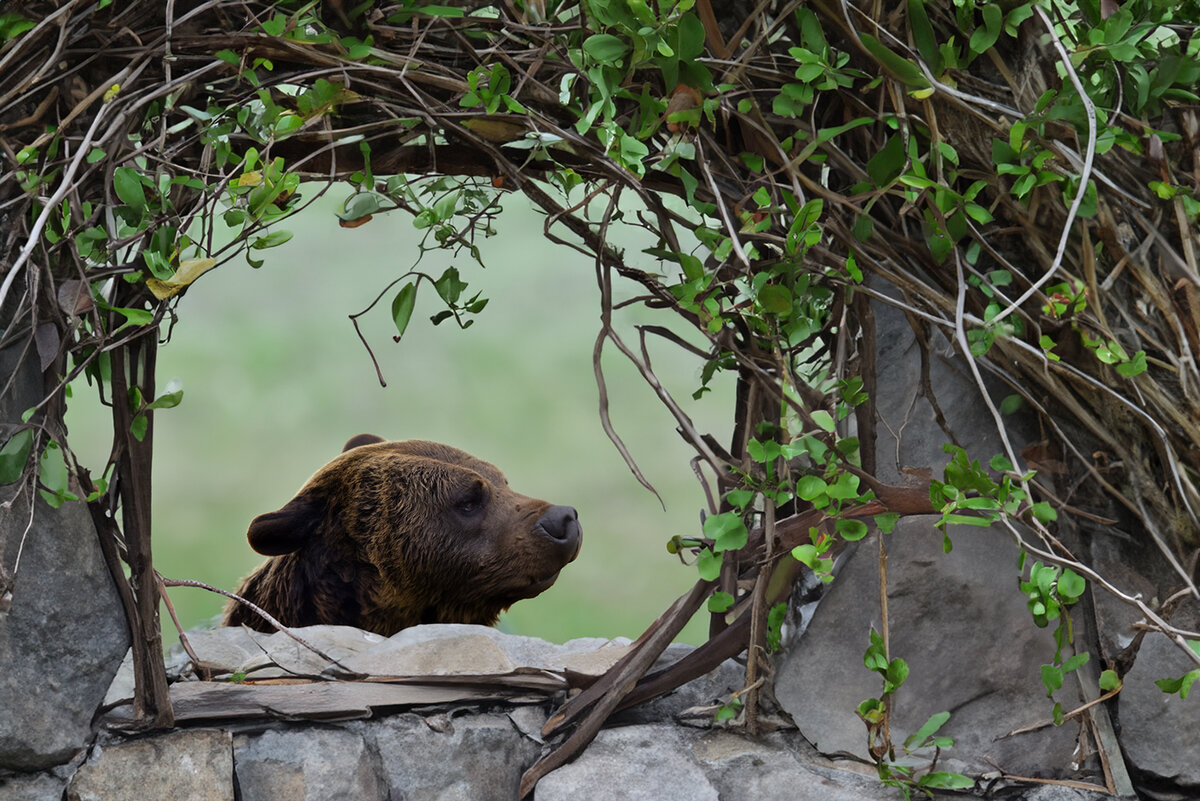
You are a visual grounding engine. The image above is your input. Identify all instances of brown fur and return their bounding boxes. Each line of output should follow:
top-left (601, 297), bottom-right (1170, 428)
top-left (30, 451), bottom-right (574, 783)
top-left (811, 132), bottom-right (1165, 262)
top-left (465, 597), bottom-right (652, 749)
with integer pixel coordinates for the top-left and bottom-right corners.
top-left (224, 436), bottom-right (581, 636)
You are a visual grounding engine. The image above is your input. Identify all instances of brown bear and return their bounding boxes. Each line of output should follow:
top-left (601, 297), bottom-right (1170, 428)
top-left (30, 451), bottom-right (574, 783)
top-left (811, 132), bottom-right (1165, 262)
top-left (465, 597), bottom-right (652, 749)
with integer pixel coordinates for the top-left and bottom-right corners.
top-left (224, 435), bottom-right (582, 636)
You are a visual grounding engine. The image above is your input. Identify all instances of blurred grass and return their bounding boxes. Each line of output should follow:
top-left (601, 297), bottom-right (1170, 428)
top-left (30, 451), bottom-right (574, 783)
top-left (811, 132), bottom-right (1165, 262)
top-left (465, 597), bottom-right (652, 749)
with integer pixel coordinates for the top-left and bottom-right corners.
top-left (66, 189), bottom-right (734, 647)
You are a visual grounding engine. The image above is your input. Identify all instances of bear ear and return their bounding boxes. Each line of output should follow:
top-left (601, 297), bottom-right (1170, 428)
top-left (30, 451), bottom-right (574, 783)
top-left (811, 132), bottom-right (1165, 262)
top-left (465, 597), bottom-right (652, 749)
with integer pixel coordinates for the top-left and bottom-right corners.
top-left (246, 495), bottom-right (324, 556)
top-left (342, 433), bottom-right (386, 452)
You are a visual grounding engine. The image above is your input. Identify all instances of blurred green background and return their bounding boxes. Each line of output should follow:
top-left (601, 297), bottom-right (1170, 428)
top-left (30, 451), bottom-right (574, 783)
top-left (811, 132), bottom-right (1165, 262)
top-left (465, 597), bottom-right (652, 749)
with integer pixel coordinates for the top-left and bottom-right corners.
top-left (67, 189), bottom-right (734, 648)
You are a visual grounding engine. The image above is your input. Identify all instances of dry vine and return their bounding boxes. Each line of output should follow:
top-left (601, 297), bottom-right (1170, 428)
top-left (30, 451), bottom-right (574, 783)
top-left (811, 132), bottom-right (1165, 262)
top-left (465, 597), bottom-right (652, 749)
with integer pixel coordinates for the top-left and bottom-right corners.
top-left (0, 0), bottom-right (1198, 794)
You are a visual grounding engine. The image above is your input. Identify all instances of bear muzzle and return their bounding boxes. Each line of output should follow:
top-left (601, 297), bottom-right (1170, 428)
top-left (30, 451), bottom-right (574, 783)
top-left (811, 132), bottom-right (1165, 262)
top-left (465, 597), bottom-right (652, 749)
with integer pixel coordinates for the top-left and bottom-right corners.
top-left (533, 504), bottom-right (583, 561)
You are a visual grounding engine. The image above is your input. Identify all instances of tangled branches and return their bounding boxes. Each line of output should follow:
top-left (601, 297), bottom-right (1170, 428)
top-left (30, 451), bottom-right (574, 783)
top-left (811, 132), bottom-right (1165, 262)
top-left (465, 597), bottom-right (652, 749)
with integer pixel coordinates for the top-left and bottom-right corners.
top-left (1, 0), bottom-right (1199, 789)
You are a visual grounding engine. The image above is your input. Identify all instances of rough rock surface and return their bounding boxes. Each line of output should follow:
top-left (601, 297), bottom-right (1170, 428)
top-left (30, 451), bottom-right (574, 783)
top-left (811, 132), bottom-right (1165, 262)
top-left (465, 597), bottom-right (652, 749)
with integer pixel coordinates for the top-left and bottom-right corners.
top-left (536, 724), bottom-right (720, 801)
top-left (363, 712), bottom-right (542, 800)
top-left (1115, 615), bottom-right (1200, 791)
top-left (164, 623), bottom-right (632, 681)
top-left (67, 730), bottom-right (232, 801)
top-left (775, 521), bottom-right (1079, 777)
top-left (776, 295), bottom-right (1092, 780)
top-left (0, 330), bottom-right (129, 771)
top-left (533, 723), bottom-right (1115, 801)
top-left (0, 772), bottom-right (66, 801)
top-left (235, 727), bottom-right (383, 801)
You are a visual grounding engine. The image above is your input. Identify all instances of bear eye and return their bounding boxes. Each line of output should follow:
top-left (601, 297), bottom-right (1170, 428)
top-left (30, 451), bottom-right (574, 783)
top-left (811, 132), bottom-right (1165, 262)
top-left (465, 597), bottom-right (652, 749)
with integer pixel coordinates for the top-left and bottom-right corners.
top-left (453, 482), bottom-right (487, 516)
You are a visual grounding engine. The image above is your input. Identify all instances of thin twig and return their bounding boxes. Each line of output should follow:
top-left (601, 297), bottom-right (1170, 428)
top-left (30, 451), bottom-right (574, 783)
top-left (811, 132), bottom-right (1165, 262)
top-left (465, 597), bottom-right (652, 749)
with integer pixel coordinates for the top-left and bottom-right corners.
top-left (990, 6), bottom-right (1098, 325)
top-left (158, 576), bottom-right (364, 676)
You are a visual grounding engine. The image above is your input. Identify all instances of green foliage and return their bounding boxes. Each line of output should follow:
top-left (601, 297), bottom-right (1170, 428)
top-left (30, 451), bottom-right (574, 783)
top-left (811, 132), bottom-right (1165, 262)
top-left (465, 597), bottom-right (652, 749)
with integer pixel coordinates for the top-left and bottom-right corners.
top-left (1018, 555), bottom-right (1092, 721)
top-left (5, 2), bottom-right (1196, 792)
top-left (0, 429), bottom-right (34, 485)
top-left (766, 602), bottom-right (787, 652)
top-left (37, 440), bottom-right (77, 509)
top-left (858, 631), bottom-right (972, 798)
top-left (1154, 641), bottom-right (1200, 699)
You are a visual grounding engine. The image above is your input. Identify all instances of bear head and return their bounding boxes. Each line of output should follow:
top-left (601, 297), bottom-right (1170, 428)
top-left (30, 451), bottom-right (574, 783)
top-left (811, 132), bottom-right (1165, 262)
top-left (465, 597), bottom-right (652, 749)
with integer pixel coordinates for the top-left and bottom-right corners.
top-left (224, 435), bottom-right (582, 636)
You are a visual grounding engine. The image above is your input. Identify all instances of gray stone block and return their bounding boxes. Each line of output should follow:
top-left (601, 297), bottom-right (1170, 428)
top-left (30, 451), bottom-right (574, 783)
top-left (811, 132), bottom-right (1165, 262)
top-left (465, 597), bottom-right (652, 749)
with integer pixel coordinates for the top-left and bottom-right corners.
top-left (0, 771), bottom-right (66, 801)
top-left (0, 335), bottom-right (129, 771)
top-left (67, 729), bottom-right (232, 801)
top-left (0, 496), bottom-right (129, 770)
top-left (776, 521), bottom-right (1081, 778)
top-left (693, 730), bottom-right (896, 801)
top-left (535, 724), bottom-right (719, 801)
top-left (234, 727), bottom-right (384, 801)
top-left (1116, 622), bottom-right (1200, 790)
top-left (364, 712), bottom-right (540, 801)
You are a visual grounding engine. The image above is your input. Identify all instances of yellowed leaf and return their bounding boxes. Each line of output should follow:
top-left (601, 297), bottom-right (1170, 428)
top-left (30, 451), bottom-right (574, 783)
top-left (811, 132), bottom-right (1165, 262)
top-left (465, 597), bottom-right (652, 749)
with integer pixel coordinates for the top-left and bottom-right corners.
top-left (463, 117), bottom-right (527, 142)
top-left (146, 257), bottom-right (217, 299)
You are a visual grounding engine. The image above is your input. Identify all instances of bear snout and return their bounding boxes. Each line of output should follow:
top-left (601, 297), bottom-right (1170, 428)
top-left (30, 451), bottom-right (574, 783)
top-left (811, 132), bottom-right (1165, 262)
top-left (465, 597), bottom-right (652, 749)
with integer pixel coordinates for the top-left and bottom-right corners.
top-left (534, 504), bottom-right (582, 558)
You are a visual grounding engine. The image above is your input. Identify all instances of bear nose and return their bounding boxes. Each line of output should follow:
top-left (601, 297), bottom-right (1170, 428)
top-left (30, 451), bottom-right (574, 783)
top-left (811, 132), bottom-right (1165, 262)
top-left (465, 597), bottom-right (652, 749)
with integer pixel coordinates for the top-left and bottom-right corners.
top-left (536, 505), bottom-right (581, 542)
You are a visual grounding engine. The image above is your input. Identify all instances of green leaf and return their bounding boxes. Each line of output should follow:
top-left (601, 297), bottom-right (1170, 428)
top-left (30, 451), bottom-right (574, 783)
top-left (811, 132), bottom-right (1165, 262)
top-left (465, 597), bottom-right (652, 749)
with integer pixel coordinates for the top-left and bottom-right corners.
top-left (857, 697), bottom-right (885, 722)
top-left (434, 267), bottom-right (466, 304)
top-left (391, 282), bottom-right (418, 341)
top-left (1099, 669), bottom-right (1122, 692)
top-left (260, 13), bottom-right (286, 36)
top-left (146, 379), bottom-right (184, 411)
top-left (746, 437), bottom-right (772, 464)
top-left (969, 3), bottom-right (1003, 54)
top-left (1056, 568), bottom-right (1086, 600)
top-left (874, 512), bottom-right (899, 534)
top-left (758, 284), bottom-right (792, 314)
top-left (675, 12), bottom-right (707, 60)
top-left (707, 591), bottom-right (734, 613)
top-left (130, 413), bottom-right (149, 442)
top-left (697, 547), bottom-right (722, 580)
top-left (1031, 501), bottom-right (1058, 523)
top-left (583, 33), bottom-right (630, 65)
top-left (792, 543), bottom-right (820, 570)
top-left (826, 471), bottom-right (861, 501)
top-left (1155, 669), bottom-right (1200, 699)
top-left (767, 602), bottom-right (788, 651)
top-left (1115, 350), bottom-right (1147, 378)
top-left (714, 702), bottom-right (740, 721)
top-left (989, 454), bottom-right (1014, 472)
top-left (999, 394), bottom-right (1024, 415)
top-left (917, 772), bottom-right (974, 790)
top-left (1062, 652), bottom-right (1090, 673)
top-left (885, 657), bottom-right (910, 690)
top-left (907, 0), bottom-right (942, 73)
top-left (0, 429), bottom-right (34, 485)
top-left (796, 475), bottom-right (828, 501)
top-left (113, 167), bottom-right (147, 209)
top-left (867, 133), bottom-right (906, 187)
top-left (858, 33), bottom-right (929, 88)
top-left (38, 441), bottom-right (69, 498)
top-left (251, 230), bottom-right (293, 249)
top-left (1041, 664), bottom-right (1064, 695)
top-left (836, 518), bottom-right (869, 541)
top-left (905, 711), bottom-right (951, 750)
top-left (112, 306), bottom-right (154, 329)
top-left (704, 512), bottom-right (748, 552)
top-left (339, 192), bottom-right (385, 222)
top-left (725, 489), bottom-right (755, 510)
top-left (811, 409), bottom-right (835, 432)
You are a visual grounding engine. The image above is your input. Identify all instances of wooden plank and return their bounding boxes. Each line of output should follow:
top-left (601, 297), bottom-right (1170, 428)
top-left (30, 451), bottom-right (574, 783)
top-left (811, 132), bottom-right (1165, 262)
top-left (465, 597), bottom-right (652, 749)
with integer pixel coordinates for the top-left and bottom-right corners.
top-left (168, 680), bottom-right (543, 723)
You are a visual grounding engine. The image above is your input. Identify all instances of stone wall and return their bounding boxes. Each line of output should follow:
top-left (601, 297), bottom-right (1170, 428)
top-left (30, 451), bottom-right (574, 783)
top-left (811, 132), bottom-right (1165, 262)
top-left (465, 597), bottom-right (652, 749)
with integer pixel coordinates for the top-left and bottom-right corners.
top-left (3, 294), bottom-right (1196, 800)
top-left (2, 623), bottom-right (1189, 801)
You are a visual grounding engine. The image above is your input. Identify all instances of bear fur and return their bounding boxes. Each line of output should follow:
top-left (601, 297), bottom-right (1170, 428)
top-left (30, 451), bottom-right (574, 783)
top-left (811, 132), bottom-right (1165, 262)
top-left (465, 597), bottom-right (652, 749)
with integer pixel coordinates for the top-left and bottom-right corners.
top-left (224, 435), bottom-right (582, 636)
